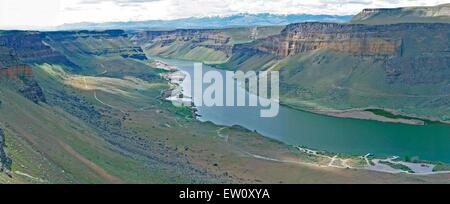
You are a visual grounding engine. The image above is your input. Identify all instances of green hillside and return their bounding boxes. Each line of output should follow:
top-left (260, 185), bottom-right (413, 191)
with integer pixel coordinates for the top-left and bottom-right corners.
top-left (141, 26), bottom-right (284, 64)
top-left (214, 22), bottom-right (450, 122)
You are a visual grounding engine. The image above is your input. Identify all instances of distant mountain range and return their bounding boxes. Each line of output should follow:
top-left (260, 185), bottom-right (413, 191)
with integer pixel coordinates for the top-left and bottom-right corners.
top-left (55, 13), bottom-right (352, 31)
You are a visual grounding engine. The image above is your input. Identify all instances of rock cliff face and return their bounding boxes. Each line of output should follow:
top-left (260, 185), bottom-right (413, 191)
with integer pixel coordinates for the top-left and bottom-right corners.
top-left (244, 22), bottom-right (410, 57)
top-left (0, 64), bottom-right (46, 103)
top-left (234, 22), bottom-right (450, 60)
top-left (0, 127), bottom-right (11, 172)
top-left (133, 29), bottom-right (231, 45)
top-left (46, 30), bottom-right (148, 60)
top-left (0, 44), bottom-right (46, 104)
top-left (0, 46), bottom-right (34, 80)
top-left (232, 22), bottom-right (450, 83)
top-left (0, 31), bottom-right (75, 66)
top-left (133, 29), bottom-right (233, 57)
top-left (19, 80), bottom-right (47, 104)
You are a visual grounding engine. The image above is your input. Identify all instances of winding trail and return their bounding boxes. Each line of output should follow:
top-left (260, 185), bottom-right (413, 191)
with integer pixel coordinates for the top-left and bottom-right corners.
top-left (216, 127), bottom-right (229, 142)
top-left (82, 67), bottom-right (127, 114)
top-left (58, 141), bottom-right (123, 184)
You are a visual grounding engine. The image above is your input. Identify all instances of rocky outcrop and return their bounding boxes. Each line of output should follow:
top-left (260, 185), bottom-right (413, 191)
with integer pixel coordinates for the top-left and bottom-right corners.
top-left (0, 31), bottom-right (77, 67)
top-left (247, 22), bottom-right (406, 57)
top-left (0, 64), bottom-right (46, 103)
top-left (0, 127), bottom-right (11, 172)
top-left (45, 30), bottom-right (148, 60)
top-left (132, 29), bottom-right (233, 57)
top-left (133, 29), bottom-right (230, 45)
top-left (0, 45), bottom-right (34, 80)
top-left (19, 80), bottom-right (46, 104)
top-left (0, 46), bottom-right (46, 103)
top-left (239, 22), bottom-right (450, 59)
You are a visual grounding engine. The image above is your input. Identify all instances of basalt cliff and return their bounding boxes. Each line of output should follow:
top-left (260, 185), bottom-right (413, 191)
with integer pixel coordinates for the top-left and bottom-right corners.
top-left (250, 22), bottom-right (405, 57)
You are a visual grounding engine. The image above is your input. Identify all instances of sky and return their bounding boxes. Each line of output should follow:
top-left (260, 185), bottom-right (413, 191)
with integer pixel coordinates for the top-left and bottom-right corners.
top-left (0, 0), bottom-right (449, 29)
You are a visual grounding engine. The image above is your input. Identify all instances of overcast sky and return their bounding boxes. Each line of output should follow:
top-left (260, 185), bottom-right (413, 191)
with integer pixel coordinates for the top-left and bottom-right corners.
top-left (0, 0), bottom-right (448, 29)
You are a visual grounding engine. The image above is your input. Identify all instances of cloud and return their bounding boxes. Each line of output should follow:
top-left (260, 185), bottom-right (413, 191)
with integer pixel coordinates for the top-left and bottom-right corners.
top-left (76, 0), bottom-right (162, 8)
top-left (79, 0), bottom-right (161, 4)
top-left (1, 0), bottom-right (449, 28)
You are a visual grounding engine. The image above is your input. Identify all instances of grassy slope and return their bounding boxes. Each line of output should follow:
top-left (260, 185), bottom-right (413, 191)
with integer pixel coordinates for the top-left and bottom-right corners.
top-left (143, 25), bottom-right (284, 64)
top-left (2, 30), bottom-right (449, 183)
top-left (144, 40), bottom-right (228, 63)
top-left (0, 32), bottom-right (221, 183)
top-left (351, 15), bottom-right (450, 25)
top-left (32, 64), bottom-right (450, 184)
top-left (1, 72), bottom-right (205, 183)
top-left (351, 4), bottom-right (450, 25)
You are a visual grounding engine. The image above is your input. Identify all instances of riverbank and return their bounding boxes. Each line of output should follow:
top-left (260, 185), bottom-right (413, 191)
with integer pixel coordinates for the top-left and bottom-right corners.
top-left (281, 101), bottom-right (450, 126)
top-left (296, 146), bottom-right (450, 175)
top-left (161, 71), bottom-right (194, 107)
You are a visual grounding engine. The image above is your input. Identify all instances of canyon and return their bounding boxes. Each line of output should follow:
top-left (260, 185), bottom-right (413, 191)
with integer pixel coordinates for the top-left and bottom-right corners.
top-left (1, 20), bottom-right (449, 120)
top-left (0, 4), bottom-right (449, 183)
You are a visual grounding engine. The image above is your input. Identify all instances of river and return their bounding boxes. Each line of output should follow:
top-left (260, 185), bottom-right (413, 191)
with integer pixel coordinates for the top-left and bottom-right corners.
top-left (161, 58), bottom-right (450, 163)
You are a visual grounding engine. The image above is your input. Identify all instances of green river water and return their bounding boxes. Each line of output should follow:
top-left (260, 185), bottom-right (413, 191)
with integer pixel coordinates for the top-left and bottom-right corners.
top-left (164, 58), bottom-right (450, 163)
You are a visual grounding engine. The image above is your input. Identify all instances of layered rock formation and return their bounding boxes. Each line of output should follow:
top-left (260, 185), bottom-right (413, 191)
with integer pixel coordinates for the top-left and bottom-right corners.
top-left (0, 31), bottom-right (75, 66)
top-left (133, 29), bottom-right (230, 45)
top-left (0, 45), bottom-right (46, 104)
top-left (234, 22), bottom-right (450, 61)
top-left (0, 46), bottom-right (33, 80)
top-left (133, 29), bottom-right (233, 57)
top-left (45, 30), bottom-right (148, 60)
top-left (242, 22), bottom-right (409, 58)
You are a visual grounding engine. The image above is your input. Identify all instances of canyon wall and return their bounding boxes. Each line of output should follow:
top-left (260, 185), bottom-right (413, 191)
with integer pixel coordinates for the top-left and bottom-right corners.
top-left (0, 46), bottom-right (18, 68)
top-left (0, 31), bottom-right (75, 66)
top-left (0, 44), bottom-right (46, 104)
top-left (132, 29), bottom-right (234, 57)
top-left (235, 22), bottom-right (450, 61)
top-left (46, 30), bottom-right (148, 60)
top-left (133, 29), bottom-right (231, 45)
top-left (247, 22), bottom-right (408, 58)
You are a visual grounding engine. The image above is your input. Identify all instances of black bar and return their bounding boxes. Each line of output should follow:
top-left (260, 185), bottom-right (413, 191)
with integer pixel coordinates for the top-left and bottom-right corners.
top-left (0, 184), bottom-right (444, 203)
